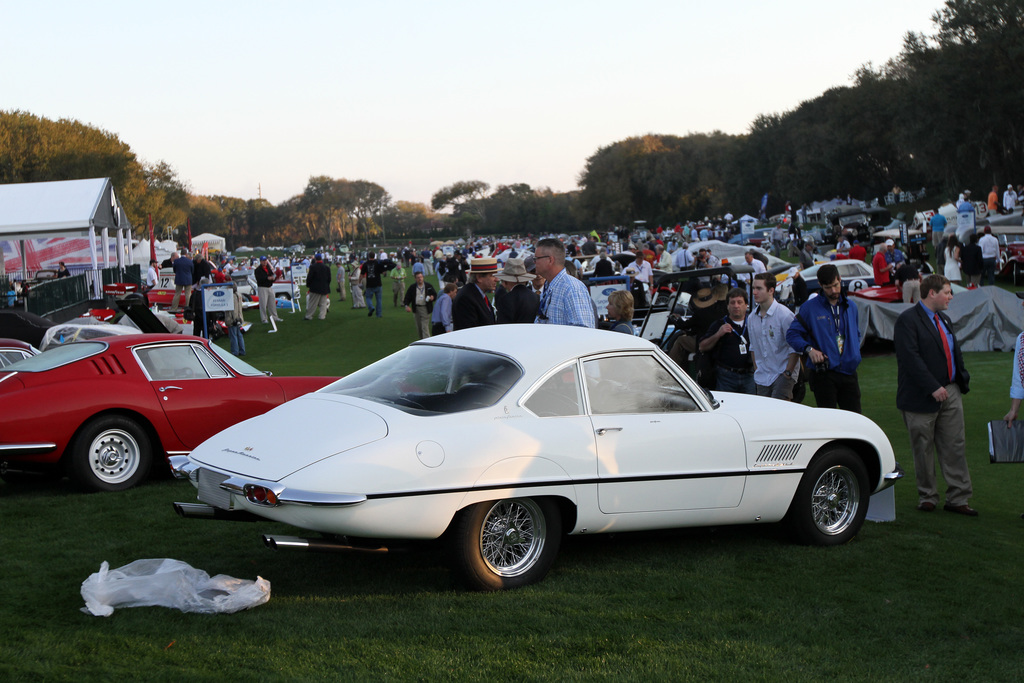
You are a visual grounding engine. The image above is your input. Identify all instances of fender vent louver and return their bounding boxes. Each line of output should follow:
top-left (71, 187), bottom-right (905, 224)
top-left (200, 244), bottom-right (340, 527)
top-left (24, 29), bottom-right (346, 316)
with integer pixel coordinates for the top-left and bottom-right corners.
top-left (755, 443), bottom-right (801, 467)
top-left (89, 355), bottom-right (127, 375)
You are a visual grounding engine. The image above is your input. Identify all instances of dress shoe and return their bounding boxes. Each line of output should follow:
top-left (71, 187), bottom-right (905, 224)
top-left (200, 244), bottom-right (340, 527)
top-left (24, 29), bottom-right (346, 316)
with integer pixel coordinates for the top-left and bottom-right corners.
top-left (943, 503), bottom-right (979, 516)
top-left (917, 501), bottom-right (935, 512)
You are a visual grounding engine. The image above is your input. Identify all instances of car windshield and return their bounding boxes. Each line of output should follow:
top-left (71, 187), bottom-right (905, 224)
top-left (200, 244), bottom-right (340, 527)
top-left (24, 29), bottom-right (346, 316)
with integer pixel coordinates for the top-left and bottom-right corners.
top-left (208, 342), bottom-right (267, 376)
top-left (0, 341), bottom-right (106, 372)
top-left (321, 344), bottom-right (523, 414)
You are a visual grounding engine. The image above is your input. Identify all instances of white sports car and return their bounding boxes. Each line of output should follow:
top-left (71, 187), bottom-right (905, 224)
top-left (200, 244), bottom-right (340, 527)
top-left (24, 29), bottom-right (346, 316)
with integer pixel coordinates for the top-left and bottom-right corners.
top-left (172, 326), bottom-right (899, 591)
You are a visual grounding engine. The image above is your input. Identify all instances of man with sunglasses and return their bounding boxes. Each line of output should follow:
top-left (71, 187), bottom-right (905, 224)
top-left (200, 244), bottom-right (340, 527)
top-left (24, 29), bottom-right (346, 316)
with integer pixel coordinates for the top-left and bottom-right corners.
top-left (533, 238), bottom-right (596, 328)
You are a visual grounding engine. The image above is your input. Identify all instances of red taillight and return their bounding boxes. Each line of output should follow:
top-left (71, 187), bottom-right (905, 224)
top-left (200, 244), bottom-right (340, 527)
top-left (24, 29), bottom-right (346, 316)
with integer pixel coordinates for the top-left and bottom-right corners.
top-left (244, 485), bottom-right (278, 506)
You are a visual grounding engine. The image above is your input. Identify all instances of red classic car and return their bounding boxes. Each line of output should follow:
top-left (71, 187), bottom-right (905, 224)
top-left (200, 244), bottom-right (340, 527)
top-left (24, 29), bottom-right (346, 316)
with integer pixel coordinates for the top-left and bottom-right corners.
top-left (0, 334), bottom-right (336, 491)
top-left (0, 338), bottom-right (39, 368)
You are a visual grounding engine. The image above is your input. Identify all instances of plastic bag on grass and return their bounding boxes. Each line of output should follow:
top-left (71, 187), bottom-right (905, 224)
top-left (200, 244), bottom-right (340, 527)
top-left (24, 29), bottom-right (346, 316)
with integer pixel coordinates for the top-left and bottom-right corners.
top-left (81, 559), bottom-right (270, 617)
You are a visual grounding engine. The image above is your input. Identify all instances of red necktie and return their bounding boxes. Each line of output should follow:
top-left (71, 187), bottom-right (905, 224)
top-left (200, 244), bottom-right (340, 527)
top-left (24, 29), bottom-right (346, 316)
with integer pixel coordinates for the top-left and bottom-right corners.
top-left (935, 313), bottom-right (952, 383)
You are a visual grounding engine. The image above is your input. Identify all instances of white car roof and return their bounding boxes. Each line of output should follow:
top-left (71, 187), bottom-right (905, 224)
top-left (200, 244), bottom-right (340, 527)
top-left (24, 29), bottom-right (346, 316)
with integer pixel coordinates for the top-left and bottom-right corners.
top-left (413, 325), bottom-right (654, 369)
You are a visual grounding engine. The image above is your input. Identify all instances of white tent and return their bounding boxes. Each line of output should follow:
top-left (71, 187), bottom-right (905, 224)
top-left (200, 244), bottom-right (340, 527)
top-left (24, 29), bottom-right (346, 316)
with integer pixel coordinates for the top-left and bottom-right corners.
top-left (0, 178), bottom-right (133, 295)
top-left (131, 238), bottom-right (177, 264)
top-left (190, 233), bottom-right (226, 251)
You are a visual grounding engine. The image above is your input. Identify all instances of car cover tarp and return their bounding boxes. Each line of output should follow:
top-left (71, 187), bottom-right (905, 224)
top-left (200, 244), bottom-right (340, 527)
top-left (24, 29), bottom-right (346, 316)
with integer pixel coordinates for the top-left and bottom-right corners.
top-left (856, 286), bottom-right (1023, 352)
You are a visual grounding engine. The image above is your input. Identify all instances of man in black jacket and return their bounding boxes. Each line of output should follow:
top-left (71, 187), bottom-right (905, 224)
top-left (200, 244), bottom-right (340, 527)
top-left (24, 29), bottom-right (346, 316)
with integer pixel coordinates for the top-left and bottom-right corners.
top-left (494, 257), bottom-right (538, 324)
top-left (403, 271), bottom-right (437, 339)
top-left (304, 253), bottom-right (332, 320)
top-left (453, 258), bottom-right (497, 330)
top-left (894, 274), bottom-right (976, 516)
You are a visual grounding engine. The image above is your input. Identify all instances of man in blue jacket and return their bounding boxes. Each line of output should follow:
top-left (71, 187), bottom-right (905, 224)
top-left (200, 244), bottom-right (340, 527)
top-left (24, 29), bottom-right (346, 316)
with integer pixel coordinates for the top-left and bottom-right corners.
top-left (786, 263), bottom-right (862, 412)
top-left (170, 250), bottom-right (194, 313)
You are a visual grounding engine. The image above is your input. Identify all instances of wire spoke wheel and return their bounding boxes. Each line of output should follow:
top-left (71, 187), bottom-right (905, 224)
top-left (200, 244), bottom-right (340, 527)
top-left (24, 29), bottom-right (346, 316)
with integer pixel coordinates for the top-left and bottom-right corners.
top-left (452, 497), bottom-right (561, 590)
top-left (787, 446), bottom-right (868, 546)
top-left (479, 499), bottom-right (546, 577)
top-left (810, 465), bottom-right (860, 535)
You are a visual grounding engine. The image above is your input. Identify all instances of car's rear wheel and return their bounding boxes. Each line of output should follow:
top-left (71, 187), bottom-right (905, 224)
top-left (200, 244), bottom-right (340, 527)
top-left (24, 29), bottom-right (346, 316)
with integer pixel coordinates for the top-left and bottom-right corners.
top-left (451, 497), bottom-right (561, 591)
top-left (70, 416), bottom-right (153, 492)
top-left (787, 446), bottom-right (868, 545)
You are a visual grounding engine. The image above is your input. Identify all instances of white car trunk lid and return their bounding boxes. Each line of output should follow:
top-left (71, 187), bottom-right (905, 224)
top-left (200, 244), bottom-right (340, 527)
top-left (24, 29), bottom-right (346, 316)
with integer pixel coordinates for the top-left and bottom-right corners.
top-left (188, 395), bottom-right (388, 481)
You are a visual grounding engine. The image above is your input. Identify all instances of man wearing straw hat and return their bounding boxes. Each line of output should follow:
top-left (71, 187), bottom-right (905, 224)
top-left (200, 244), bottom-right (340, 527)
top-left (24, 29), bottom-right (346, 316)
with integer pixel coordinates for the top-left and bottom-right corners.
top-left (533, 238), bottom-right (596, 328)
top-left (453, 257), bottom-right (498, 330)
top-left (495, 257), bottom-right (538, 324)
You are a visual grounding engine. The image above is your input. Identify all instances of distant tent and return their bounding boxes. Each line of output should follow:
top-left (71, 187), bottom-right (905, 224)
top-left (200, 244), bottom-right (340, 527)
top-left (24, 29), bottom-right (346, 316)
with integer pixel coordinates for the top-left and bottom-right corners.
top-left (190, 233), bottom-right (226, 252)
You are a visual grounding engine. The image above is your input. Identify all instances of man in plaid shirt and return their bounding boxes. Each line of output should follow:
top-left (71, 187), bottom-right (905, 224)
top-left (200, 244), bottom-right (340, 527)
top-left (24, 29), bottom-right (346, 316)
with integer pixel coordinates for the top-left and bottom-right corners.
top-left (533, 238), bottom-right (596, 328)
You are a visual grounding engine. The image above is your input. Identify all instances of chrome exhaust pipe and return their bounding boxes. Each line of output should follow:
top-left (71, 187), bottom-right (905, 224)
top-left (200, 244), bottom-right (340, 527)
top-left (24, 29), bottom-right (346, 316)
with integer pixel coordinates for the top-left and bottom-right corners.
top-left (263, 534), bottom-right (389, 554)
top-left (173, 502), bottom-right (261, 522)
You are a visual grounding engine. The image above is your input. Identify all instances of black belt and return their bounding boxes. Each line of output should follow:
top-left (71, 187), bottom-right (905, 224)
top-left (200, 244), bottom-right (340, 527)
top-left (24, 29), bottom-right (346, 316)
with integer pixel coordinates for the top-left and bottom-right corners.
top-left (719, 364), bottom-right (753, 374)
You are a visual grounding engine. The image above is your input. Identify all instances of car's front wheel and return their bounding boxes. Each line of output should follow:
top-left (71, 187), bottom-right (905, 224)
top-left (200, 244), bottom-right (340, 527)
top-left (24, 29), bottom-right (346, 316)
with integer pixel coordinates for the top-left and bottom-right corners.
top-left (451, 497), bottom-right (561, 591)
top-left (70, 416), bottom-right (153, 492)
top-left (787, 446), bottom-right (869, 545)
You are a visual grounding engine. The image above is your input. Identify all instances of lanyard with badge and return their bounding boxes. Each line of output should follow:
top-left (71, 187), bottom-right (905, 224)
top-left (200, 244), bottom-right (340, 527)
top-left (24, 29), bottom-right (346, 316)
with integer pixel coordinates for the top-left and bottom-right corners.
top-left (731, 318), bottom-right (749, 356)
top-left (831, 304), bottom-right (845, 355)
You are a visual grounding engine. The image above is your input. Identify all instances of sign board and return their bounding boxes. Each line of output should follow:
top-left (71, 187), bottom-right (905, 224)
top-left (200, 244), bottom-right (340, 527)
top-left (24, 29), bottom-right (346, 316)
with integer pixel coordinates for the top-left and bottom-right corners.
top-left (290, 262), bottom-right (307, 288)
top-left (957, 209), bottom-right (976, 234)
top-left (202, 283), bottom-right (235, 312)
top-left (589, 281), bottom-right (628, 318)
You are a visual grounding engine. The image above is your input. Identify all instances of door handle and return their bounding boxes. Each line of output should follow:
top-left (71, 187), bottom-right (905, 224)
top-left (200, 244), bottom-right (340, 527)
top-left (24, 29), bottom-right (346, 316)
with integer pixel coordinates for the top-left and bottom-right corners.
top-left (596, 427), bottom-right (623, 436)
top-left (158, 385), bottom-right (183, 392)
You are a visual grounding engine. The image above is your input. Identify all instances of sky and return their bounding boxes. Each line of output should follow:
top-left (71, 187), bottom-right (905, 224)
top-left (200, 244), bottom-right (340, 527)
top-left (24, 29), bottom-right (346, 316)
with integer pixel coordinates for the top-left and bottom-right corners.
top-left (1, 1), bottom-right (945, 208)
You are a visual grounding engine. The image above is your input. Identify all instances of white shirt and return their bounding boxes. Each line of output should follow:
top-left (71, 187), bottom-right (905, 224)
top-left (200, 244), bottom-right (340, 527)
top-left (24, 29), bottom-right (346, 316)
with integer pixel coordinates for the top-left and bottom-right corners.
top-left (747, 299), bottom-right (797, 387)
top-left (979, 233), bottom-right (1000, 259)
top-left (737, 257), bottom-right (767, 282)
top-left (623, 259), bottom-right (653, 284)
top-left (146, 266), bottom-right (158, 288)
top-left (672, 247), bottom-right (694, 270)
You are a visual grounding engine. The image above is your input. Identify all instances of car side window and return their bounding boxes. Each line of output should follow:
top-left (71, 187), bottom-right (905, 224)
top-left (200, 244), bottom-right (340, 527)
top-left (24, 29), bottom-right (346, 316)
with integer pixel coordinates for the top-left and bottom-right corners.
top-left (136, 345), bottom-right (228, 380)
top-left (583, 355), bottom-right (699, 415)
top-left (524, 364), bottom-right (584, 417)
top-left (0, 350), bottom-right (31, 367)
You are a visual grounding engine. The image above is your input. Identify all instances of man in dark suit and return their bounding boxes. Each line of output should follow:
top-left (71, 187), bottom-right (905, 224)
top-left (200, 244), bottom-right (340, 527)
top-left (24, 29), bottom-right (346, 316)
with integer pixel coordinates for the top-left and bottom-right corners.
top-left (452, 257), bottom-right (497, 330)
top-left (894, 274), bottom-right (977, 516)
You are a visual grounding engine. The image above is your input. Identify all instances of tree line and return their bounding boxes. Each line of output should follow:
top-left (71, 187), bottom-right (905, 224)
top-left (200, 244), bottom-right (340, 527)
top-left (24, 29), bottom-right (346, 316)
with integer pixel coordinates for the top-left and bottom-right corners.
top-left (1, 1), bottom-right (1019, 247)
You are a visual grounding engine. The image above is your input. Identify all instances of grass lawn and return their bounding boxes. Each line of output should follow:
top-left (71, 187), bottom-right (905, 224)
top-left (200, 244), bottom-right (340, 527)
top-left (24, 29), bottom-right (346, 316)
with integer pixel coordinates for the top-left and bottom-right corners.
top-left (2, 284), bottom-right (1024, 681)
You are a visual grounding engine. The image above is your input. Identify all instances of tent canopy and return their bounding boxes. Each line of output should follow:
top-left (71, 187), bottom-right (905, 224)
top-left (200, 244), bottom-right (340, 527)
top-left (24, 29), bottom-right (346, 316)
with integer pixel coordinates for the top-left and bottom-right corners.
top-left (190, 233), bottom-right (226, 251)
top-left (0, 178), bottom-right (131, 239)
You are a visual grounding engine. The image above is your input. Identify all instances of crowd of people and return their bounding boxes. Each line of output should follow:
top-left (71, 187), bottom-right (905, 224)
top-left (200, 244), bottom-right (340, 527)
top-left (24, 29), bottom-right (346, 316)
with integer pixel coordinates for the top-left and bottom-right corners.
top-left (154, 210), bottom-right (1024, 519)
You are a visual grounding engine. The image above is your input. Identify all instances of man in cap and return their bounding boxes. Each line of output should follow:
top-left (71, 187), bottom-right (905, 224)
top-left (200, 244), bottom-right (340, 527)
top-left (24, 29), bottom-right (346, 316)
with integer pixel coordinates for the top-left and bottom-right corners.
top-left (495, 257), bottom-right (538, 324)
top-left (389, 253), bottom-right (407, 307)
top-left (1005, 184), bottom-right (1019, 215)
top-left (873, 240), bottom-right (895, 286)
top-left (533, 238), bottom-right (596, 328)
top-left (667, 283), bottom-right (728, 378)
top-left (452, 257), bottom-right (498, 330)
top-left (303, 253), bottom-right (331, 320)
